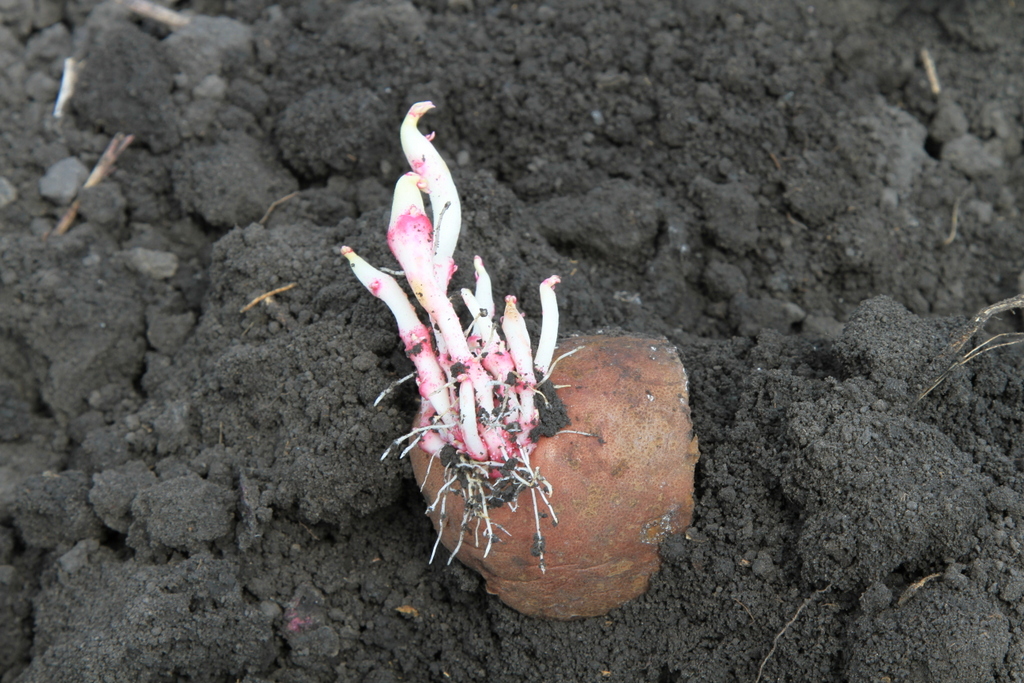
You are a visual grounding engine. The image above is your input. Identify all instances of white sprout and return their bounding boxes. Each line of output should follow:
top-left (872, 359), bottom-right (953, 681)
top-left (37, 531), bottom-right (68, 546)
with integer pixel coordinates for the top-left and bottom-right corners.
top-left (341, 101), bottom-right (562, 567)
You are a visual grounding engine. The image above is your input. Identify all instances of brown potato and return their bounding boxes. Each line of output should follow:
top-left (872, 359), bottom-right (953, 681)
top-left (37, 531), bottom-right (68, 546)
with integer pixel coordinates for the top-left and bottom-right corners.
top-left (410, 335), bottom-right (700, 619)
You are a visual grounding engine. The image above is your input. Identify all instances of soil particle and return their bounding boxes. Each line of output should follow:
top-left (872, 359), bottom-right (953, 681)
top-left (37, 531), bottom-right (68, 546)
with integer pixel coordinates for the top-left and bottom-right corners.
top-left (145, 306), bottom-right (195, 355)
top-left (77, 183), bottom-right (127, 233)
top-left (847, 581), bottom-right (1010, 683)
top-left (930, 98), bottom-right (970, 144)
top-left (690, 177), bottom-right (761, 254)
top-left (37, 156), bottom-right (88, 204)
top-left (172, 132), bottom-right (298, 227)
top-left (13, 470), bottom-right (102, 549)
top-left (17, 553), bottom-right (276, 682)
top-left (88, 459), bottom-right (158, 533)
top-left (274, 86), bottom-right (391, 179)
top-left (127, 473), bottom-right (234, 556)
top-left (160, 15), bottom-right (254, 89)
top-left (784, 396), bottom-right (987, 589)
top-left (728, 293), bottom-right (806, 337)
top-left (943, 134), bottom-right (1004, 178)
top-left (527, 179), bottom-right (663, 264)
top-left (125, 247), bottom-right (179, 280)
top-left (72, 25), bottom-right (181, 153)
top-left (0, 176), bottom-right (16, 208)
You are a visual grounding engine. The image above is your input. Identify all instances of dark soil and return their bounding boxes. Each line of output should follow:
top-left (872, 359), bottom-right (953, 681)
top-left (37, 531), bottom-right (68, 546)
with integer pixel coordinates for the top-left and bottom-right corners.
top-left (2, 0), bottom-right (1024, 681)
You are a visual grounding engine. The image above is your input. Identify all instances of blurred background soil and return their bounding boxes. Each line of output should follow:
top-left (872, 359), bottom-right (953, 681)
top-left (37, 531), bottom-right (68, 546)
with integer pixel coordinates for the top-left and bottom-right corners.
top-left (2, 0), bottom-right (1024, 681)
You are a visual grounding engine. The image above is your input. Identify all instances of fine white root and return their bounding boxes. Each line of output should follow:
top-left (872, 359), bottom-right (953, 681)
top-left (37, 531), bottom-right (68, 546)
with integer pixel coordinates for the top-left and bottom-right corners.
top-left (427, 473), bottom-right (456, 513)
top-left (398, 436), bottom-right (422, 460)
top-left (381, 424), bottom-right (444, 461)
top-left (556, 429), bottom-right (600, 438)
top-left (420, 450), bottom-right (435, 492)
top-left (429, 530), bottom-right (445, 565)
top-left (540, 345), bottom-right (584, 385)
top-left (448, 508), bottom-right (467, 564)
top-left (429, 491), bottom-right (448, 563)
top-left (479, 485), bottom-right (495, 557)
top-left (530, 488), bottom-right (547, 573)
top-left (374, 371), bottom-right (416, 407)
top-left (536, 483), bottom-right (557, 525)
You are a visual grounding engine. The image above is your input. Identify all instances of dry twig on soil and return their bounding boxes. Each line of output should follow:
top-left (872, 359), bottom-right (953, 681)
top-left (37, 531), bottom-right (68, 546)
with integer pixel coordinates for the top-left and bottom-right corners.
top-left (897, 573), bottom-right (941, 607)
top-left (941, 188), bottom-right (972, 247)
top-left (259, 191), bottom-right (299, 225)
top-left (47, 133), bottom-right (134, 239)
top-left (920, 48), bottom-right (941, 95)
top-left (115, 0), bottom-right (191, 28)
top-left (240, 283), bottom-right (298, 313)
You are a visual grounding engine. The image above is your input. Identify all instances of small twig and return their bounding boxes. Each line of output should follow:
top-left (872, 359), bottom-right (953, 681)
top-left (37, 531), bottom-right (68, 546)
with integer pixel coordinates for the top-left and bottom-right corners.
top-left (83, 134), bottom-right (135, 189)
top-left (53, 58), bottom-right (79, 119)
top-left (115, 0), bottom-right (191, 28)
top-left (48, 207), bottom-right (78, 239)
top-left (941, 188), bottom-right (971, 247)
top-left (784, 212), bottom-right (809, 231)
top-left (297, 521), bottom-right (321, 542)
top-left (754, 584), bottom-right (832, 683)
top-left (259, 191), bottom-right (299, 225)
top-left (734, 598), bottom-right (755, 624)
top-left (48, 133), bottom-right (134, 239)
top-left (942, 195), bottom-right (961, 246)
top-left (394, 605), bottom-right (420, 619)
top-left (918, 292), bottom-right (1024, 400)
top-left (920, 48), bottom-right (941, 95)
top-left (240, 283), bottom-right (298, 313)
top-left (897, 573), bottom-right (941, 607)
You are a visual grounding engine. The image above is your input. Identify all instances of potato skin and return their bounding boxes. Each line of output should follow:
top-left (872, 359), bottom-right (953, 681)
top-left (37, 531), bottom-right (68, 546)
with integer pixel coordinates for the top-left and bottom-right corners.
top-left (410, 335), bottom-right (700, 620)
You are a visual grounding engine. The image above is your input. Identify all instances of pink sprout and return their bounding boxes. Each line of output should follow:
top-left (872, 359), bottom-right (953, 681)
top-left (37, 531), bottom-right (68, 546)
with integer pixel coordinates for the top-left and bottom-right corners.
top-left (342, 102), bottom-right (561, 562)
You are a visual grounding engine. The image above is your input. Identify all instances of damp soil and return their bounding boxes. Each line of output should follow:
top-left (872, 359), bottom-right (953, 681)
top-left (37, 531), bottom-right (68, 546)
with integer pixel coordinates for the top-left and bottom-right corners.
top-left (2, 0), bottom-right (1024, 681)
